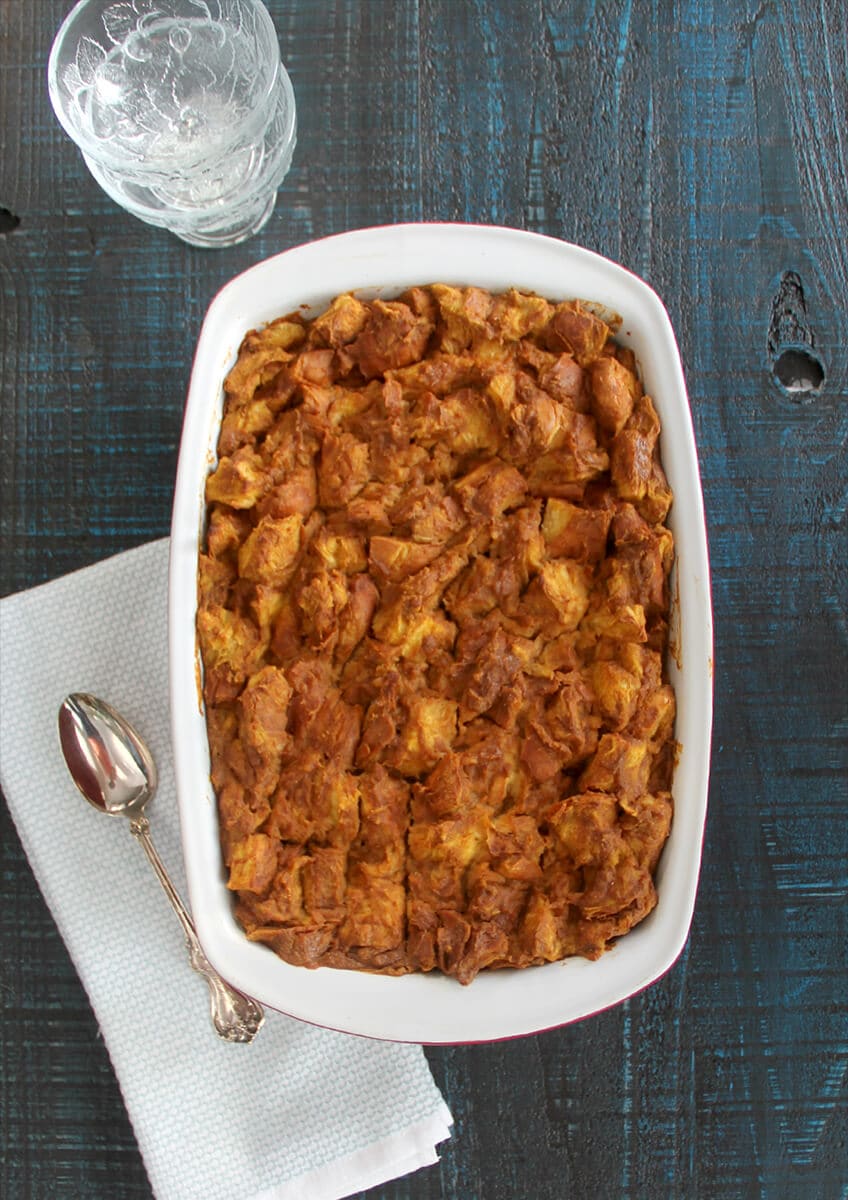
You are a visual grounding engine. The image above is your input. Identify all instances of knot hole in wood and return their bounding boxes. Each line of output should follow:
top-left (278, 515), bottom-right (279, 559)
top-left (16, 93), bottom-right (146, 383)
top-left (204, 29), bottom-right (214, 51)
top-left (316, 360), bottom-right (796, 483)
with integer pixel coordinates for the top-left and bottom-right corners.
top-left (0, 207), bottom-right (21, 234)
top-left (767, 271), bottom-right (825, 399)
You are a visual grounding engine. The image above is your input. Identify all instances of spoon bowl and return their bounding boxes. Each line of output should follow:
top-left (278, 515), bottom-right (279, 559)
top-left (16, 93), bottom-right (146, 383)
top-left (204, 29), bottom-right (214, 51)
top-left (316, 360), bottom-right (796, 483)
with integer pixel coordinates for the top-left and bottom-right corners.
top-left (59, 693), bottom-right (157, 817)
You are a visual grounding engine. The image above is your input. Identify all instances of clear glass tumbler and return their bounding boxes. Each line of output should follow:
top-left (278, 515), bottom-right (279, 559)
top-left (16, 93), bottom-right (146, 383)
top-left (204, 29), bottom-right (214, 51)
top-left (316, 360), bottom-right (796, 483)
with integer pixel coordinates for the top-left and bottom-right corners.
top-left (47, 0), bottom-right (297, 247)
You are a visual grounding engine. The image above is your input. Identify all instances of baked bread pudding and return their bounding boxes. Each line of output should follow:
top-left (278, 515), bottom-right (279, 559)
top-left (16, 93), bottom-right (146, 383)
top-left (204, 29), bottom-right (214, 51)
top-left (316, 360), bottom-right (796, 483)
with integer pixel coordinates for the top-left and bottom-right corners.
top-left (197, 285), bottom-right (676, 985)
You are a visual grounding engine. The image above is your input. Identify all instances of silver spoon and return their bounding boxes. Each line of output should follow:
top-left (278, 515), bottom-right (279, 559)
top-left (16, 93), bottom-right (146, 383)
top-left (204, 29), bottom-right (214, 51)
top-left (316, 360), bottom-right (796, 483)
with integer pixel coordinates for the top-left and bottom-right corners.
top-left (58, 692), bottom-right (264, 1043)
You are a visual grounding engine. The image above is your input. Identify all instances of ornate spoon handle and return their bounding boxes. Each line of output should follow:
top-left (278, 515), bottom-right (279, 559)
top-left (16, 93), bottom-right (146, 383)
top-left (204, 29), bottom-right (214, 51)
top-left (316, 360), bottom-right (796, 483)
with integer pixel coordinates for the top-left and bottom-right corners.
top-left (129, 815), bottom-right (264, 1043)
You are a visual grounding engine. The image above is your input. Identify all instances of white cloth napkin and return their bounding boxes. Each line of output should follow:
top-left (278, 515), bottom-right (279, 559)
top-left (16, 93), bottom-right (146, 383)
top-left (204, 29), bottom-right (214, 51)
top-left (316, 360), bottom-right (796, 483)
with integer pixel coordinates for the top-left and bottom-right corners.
top-left (0, 538), bottom-right (452, 1200)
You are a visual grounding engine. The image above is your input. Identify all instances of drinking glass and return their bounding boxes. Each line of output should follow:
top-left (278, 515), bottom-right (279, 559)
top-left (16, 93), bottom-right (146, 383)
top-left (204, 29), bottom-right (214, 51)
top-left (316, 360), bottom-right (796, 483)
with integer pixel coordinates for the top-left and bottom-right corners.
top-left (47, 0), bottom-right (297, 247)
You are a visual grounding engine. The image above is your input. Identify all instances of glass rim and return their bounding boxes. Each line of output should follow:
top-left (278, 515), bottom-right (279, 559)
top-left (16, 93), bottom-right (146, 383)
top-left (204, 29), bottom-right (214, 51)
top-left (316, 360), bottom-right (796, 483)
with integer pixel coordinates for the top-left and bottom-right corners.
top-left (47, 0), bottom-right (282, 163)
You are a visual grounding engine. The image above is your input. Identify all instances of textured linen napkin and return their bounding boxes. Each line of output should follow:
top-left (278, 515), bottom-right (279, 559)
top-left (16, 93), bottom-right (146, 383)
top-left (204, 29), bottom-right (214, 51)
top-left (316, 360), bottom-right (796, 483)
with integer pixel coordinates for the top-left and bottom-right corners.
top-left (0, 538), bottom-right (452, 1200)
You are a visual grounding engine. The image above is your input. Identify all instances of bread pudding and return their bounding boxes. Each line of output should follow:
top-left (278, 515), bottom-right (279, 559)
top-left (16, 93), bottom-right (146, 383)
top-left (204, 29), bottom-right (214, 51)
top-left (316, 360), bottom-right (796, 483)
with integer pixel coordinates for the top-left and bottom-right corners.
top-left (197, 285), bottom-right (676, 985)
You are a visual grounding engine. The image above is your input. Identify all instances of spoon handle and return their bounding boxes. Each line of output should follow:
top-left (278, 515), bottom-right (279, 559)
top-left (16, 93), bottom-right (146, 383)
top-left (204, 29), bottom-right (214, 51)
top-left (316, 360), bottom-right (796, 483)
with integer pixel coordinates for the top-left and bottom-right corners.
top-left (129, 815), bottom-right (265, 1043)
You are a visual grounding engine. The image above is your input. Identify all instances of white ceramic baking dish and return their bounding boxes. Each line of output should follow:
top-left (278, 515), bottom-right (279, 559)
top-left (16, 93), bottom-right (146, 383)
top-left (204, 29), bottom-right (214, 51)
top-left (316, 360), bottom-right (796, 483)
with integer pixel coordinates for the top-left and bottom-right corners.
top-left (169, 223), bottom-right (713, 1043)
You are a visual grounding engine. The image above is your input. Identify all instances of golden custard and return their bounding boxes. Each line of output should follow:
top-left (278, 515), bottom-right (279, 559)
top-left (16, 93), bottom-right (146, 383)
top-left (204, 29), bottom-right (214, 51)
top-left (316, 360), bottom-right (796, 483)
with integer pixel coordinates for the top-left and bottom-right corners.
top-left (197, 285), bottom-right (676, 984)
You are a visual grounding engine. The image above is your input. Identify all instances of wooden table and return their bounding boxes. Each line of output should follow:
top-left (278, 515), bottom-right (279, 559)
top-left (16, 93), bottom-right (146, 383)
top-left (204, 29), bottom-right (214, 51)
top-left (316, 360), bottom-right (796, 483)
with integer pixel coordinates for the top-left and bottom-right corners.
top-left (2, 2), bottom-right (846, 1196)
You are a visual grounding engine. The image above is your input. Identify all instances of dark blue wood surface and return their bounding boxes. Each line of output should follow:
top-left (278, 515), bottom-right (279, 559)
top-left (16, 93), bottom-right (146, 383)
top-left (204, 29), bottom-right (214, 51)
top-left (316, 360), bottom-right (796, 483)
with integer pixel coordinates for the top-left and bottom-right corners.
top-left (1, 2), bottom-right (846, 1197)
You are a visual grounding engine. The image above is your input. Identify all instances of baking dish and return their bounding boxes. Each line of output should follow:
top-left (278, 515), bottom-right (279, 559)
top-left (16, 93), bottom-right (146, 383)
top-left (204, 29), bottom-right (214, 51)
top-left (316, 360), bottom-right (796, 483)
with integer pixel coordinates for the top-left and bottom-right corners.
top-left (169, 223), bottom-right (712, 1042)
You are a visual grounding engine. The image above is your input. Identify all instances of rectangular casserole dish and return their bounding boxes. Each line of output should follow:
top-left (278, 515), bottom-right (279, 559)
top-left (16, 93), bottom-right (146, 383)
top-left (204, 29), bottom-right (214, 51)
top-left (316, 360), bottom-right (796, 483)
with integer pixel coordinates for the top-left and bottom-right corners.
top-left (169, 223), bottom-right (713, 1043)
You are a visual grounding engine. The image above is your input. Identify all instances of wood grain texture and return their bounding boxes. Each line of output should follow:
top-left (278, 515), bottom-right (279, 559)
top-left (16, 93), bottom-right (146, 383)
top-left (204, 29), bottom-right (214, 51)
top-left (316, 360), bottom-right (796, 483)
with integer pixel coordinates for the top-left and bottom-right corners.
top-left (1, 1), bottom-right (846, 1197)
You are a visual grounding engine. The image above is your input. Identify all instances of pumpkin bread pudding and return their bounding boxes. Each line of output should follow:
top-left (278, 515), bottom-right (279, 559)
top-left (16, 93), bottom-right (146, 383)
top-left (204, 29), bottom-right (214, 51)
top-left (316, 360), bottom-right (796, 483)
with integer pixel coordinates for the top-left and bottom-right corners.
top-left (197, 285), bottom-right (676, 984)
